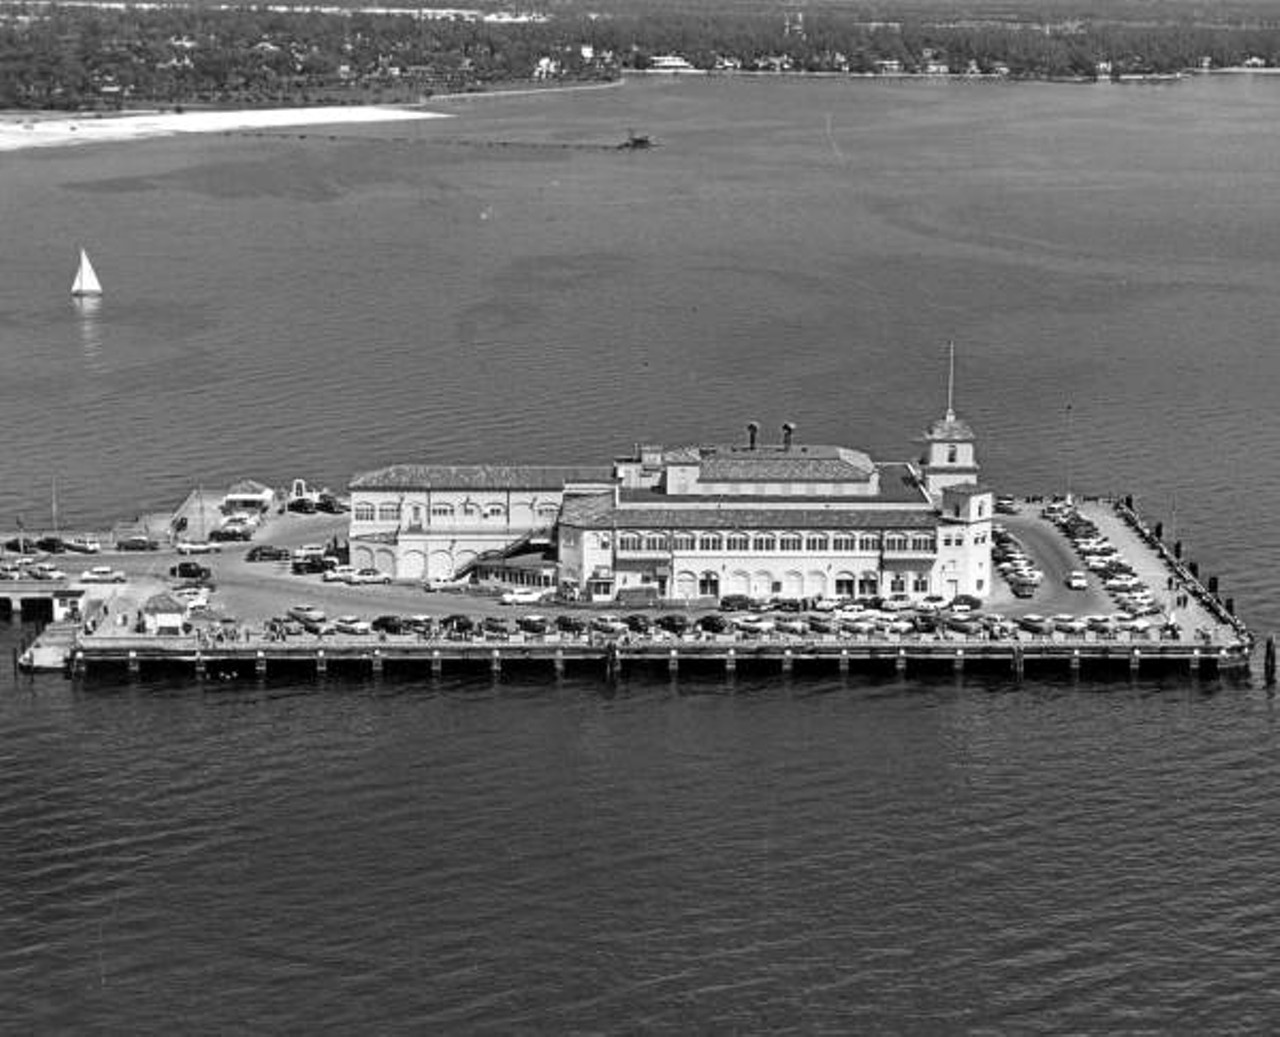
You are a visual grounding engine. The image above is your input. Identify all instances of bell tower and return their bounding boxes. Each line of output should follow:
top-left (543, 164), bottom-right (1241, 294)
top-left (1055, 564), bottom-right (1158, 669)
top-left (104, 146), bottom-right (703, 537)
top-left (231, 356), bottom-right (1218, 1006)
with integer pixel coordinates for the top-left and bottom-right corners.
top-left (921, 341), bottom-right (980, 498)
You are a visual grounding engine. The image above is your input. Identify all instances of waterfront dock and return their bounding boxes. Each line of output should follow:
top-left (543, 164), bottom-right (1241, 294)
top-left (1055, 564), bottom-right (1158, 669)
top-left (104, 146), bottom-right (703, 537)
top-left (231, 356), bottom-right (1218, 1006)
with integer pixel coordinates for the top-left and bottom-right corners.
top-left (8, 492), bottom-right (1257, 685)
top-left (66, 629), bottom-right (1247, 681)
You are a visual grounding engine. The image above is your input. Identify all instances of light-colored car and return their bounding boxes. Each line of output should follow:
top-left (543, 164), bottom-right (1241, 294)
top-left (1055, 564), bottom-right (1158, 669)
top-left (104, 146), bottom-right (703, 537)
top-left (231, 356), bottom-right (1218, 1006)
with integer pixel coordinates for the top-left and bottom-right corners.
top-left (333, 615), bottom-right (372, 635)
top-left (288, 604), bottom-right (326, 624)
top-left (346, 568), bottom-right (391, 585)
top-left (176, 540), bottom-right (219, 555)
top-left (67, 536), bottom-right (101, 553)
top-left (323, 565), bottom-right (357, 583)
top-left (28, 562), bottom-right (67, 580)
top-left (1066, 571), bottom-right (1088, 590)
top-left (500, 587), bottom-right (546, 605)
top-left (80, 566), bottom-right (126, 583)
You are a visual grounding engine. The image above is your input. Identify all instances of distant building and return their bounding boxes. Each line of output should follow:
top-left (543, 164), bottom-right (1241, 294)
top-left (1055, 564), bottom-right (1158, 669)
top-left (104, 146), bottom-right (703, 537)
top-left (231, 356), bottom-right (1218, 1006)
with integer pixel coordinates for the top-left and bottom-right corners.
top-left (346, 396), bottom-right (993, 604)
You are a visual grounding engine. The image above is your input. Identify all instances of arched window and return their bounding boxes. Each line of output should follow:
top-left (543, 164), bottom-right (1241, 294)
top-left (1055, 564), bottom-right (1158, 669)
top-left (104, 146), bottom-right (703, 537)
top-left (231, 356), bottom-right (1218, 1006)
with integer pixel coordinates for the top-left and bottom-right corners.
top-left (377, 502), bottom-right (401, 521)
top-left (947, 445), bottom-right (958, 463)
top-left (834, 571), bottom-right (856, 597)
top-left (619, 533), bottom-right (642, 551)
top-left (354, 502), bottom-right (375, 521)
top-left (753, 534), bottom-right (776, 552)
top-left (644, 534), bottom-right (668, 552)
top-left (699, 533), bottom-right (722, 551)
top-left (430, 502), bottom-right (454, 518)
top-left (806, 534), bottom-right (827, 551)
top-left (779, 535), bottom-right (802, 552)
top-left (832, 534), bottom-right (856, 551)
top-left (726, 533), bottom-right (749, 551)
top-left (859, 534), bottom-right (880, 551)
top-left (858, 571), bottom-right (879, 596)
top-left (911, 534), bottom-right (936, 552)
top-left (698, 571), bottom-right (720, 597)
top-left (484, 503), bottom-right (506, 519)
top-left (672, 533), bottom-right (696, 551)
top-left (884, 533), bottom-right (909, 552)
top-left (537, 503), bottom-right (560, 519)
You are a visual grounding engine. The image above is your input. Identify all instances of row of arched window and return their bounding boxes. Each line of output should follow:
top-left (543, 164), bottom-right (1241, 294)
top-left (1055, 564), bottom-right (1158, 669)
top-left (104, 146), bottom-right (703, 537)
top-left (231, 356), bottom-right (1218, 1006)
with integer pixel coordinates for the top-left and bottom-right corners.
top-left (615, 531), bottom-right (936, 553)
top-left (353, 500), bottom-right (561, 523)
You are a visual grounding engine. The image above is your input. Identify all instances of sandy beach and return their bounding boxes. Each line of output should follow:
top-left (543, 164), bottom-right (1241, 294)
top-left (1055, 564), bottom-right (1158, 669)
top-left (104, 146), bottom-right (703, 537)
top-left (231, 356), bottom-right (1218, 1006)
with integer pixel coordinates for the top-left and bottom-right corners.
top-left (0, 105), bottom-right (451, 151)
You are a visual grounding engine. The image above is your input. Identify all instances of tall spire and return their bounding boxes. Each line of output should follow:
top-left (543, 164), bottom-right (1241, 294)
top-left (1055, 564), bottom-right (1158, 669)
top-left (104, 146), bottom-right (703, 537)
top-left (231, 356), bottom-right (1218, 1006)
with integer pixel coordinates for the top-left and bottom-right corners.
top-left (945, 339), bottom-right (956, 421)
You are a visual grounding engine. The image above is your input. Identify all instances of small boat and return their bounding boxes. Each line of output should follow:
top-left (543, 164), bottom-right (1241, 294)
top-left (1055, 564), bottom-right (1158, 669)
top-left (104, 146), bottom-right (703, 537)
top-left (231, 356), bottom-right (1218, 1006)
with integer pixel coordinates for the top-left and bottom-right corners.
top-left (71, 248), bottom-right (102, 297)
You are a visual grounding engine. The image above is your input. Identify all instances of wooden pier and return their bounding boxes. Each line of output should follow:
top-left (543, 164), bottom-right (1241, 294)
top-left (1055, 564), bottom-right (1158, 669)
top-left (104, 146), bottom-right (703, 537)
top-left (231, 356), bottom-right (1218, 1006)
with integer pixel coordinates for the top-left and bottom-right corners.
top-left (66, 633), bottom-right (1250, 682)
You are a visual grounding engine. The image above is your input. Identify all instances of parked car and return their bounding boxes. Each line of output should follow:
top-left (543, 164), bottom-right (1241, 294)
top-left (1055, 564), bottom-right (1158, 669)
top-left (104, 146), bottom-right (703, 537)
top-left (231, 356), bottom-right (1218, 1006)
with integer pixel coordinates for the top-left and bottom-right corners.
top-left (209, 526), bottom-right (251, 542)
top-left (65, 536), bottom-right (101, 554)
top-left (555, 614), bottom-right (588, 634)
top-left (80, 566), bottom-right (126, 583)
top-left (517, 615), bottom-right (549, 634)
top-left (176, 540), bottom-right (218, 555)
top-left (697, 614), bottom-right (729, 634)
top-left (27, 562), bottom-right (67, 580)
top-left (718, 594), bottom-right (754, 612)
top-left (1066, 571), bottom-right (1088, 590)
top-left (34, 535), bottom-right (66, 553)
top-left (117, 535), bottom-right (158, 551)
top-left (292, 557), bottom-right (328, 575)
top-left (500, 587), bottom-right (547, 605)
top-left (323, 565), bottom-right (357, 583)
top-left (347, 567), bottom-right (392, 585)
top-left (288, 604), bottom-right (326, 624)
top-left (245, 544), bottom-right (290, 562)
top-left (371, 614), bottom-right (408, 634)
top-left (170, 561), bottom-right (212, 581)
top-left (591, 614), bottom-right (628, 634)
top-left (654, 613), bottom-right (690, 635)
top-left (3, 536), bottom-right (37, 552)
top-left (286, 497), bottom-right (317, 514)
top-left (333, 615), bottom-right (372, 635)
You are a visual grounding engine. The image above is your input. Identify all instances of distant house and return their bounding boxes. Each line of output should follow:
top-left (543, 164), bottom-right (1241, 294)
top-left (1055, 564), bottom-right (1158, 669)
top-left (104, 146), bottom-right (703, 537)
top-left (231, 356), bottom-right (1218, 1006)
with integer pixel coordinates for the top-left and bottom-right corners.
top-left (874, 59), bottom-right (903, 75)
top-left (648, 54), bottom-right (696, 72)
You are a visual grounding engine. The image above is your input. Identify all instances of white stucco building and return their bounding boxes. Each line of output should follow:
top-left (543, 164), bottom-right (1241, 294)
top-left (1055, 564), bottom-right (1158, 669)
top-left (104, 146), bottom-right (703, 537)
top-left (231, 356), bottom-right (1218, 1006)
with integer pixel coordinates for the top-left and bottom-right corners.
top-left (346, 403), bottom-right (993, 603)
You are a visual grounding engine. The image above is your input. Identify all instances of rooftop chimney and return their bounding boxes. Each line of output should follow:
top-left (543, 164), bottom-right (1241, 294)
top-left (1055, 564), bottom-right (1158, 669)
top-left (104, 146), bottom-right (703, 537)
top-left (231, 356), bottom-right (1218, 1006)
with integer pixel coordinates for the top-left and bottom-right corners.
top-left (782, 421), bottom-right (795, 450)
top-left (747, 421), bottom-right (760, 450)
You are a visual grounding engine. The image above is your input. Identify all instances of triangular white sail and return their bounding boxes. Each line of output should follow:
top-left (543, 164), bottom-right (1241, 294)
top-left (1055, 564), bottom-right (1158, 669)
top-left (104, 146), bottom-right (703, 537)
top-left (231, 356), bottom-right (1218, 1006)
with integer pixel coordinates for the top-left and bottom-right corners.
top-left (71, 248), bottom-right (102, 296)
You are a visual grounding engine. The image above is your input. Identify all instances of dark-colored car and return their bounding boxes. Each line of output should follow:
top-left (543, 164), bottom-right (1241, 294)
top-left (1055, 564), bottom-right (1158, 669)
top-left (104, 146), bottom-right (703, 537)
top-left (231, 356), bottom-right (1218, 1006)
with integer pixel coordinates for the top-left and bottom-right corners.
top-left (291, 557), bottom-right (327, 575)
top-left (317, 495), bottom-right (348, 514)
top-left (654, 613), bottom-right (690, 635)
top-left (555, 614), bottom-right (587, 634)
top-left (209, 526), bottom-right (251, 542)
top-left (623, 613), bottom-right (652, 633)
top-left (698, 614), bottom-right (729, 634)
top-left (3, 536), bottom-right (36, 552)
top-left (117, 535), bottom-right (158, 551)
top-left (170, 561), bottom-right (212, 580)
top-left (718, 594), bottom-right (754, 612)
top-left (287, 497), bottom-right (317, 514)
top-left (34, 535), bottom-right (66, 553)
top-left (371, 614), bottom-right (407, 634)
top-left (246, 544), bottom-right (291, 562)
top-left (517, 615), bottom-right (549, 634)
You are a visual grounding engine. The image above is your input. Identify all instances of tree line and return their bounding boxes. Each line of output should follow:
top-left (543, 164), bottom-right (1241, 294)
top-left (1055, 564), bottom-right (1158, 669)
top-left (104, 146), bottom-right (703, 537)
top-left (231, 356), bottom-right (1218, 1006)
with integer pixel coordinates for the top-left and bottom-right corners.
top-left (4, 4), bottom-right (1280, 110)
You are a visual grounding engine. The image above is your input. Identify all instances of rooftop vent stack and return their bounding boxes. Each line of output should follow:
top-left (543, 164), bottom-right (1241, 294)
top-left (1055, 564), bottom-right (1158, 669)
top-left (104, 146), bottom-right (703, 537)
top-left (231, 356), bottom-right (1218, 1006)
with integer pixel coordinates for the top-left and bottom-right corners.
top-left (747, 421), bottom-right (760, 450)
top-left (782, 422), bottom-right (795, 450)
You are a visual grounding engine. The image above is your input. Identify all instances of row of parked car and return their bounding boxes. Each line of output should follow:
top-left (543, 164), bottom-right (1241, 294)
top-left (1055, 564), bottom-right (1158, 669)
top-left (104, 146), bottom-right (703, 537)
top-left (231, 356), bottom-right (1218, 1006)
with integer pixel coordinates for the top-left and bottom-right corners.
top-left (992, 527), bottom-right (1045, 597)
top-left (1043, 502), bottom-right (1164, 619)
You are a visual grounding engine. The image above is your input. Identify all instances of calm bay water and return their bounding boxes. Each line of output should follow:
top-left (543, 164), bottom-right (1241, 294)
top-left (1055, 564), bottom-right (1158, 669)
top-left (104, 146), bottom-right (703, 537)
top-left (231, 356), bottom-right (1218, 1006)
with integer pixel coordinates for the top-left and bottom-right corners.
top-left (6, 75), bottom-right (1280, 1030)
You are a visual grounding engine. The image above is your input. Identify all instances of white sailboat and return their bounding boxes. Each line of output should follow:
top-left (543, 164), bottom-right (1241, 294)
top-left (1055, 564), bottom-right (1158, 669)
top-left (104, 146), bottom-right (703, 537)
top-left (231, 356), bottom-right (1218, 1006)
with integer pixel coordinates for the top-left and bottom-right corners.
top-left (71, 248), bottom-right (102, 297)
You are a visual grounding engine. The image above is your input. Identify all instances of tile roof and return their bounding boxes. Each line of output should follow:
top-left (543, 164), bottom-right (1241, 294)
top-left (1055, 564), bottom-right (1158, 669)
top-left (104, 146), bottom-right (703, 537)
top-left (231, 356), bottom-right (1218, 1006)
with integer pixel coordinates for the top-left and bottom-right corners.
top-left (349, 464), bottom-right (613, 492)
top-left (657, 443), bottom-right (876, 482)
top-left (559, 492), bottom-right (937, 530)
top-left (623, 462), bottom-right (928, 505)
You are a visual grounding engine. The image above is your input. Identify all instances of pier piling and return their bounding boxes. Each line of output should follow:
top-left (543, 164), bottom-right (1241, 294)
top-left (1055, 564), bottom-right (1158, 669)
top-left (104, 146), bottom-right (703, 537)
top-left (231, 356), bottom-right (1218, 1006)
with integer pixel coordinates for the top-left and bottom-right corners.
top-left (668, 648), bottom-right (679, 676)
top-left (431, 649), bottom-right (442, 678)
top-left (315, 649), bottom-right (326, 677)
top-left (1265, 637), bottom-right (1276, 686)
